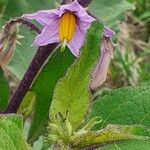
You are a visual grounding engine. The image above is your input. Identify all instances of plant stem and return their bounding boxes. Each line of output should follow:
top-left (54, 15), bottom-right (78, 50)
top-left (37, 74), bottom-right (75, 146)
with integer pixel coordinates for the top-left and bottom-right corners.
top-left (3, 0), bottom-right (94, 113)
top-left (1, 17), bottom-right (58, 113)
top-left (3, 17), bottom-right (41, 34)
top-left (61, 0), bottom-right (93, 7)
top-left (78, 0), bottom-right (93, 7)
top-left (4, 43), bottom-right (58, 113)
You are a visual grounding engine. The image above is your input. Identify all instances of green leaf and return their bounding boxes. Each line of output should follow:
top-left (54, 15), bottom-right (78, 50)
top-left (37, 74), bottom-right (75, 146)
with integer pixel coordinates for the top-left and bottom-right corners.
top-left (0, 114), bottom-right (31, 150)
top-left (88, 85), bottom-right (150, 130)
top-left (71, 124), bottom-right (150, 149)
top-left (87, 84), bottom-right (150, 149)
top-left (0, 68), bottom-right (9, 110)
top-left (28, 48), bottom-right (75, 143)
top-left (1, 0), bottom-right (56, 79)
top-left (50, 21), bottom-right (103, 130)
top-left (89, 0), bottom-right (135, 28)
top-left (17, 91), bottom-right (36, 119)
top-left (0, 0), bottom-right (8, 18)
top-left (3, 0), bottom-right (55, 19)
top-left (102, 140), bottom-right (150, 150)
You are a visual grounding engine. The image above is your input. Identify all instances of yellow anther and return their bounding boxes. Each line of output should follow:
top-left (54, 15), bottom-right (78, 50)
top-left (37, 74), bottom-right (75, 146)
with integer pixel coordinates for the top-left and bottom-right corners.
top-left (59, 12), bottom-right (76, 42)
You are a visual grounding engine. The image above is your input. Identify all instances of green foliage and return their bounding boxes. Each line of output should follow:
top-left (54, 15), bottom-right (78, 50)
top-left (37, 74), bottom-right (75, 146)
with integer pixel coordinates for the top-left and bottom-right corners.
top-left (86, 85), bottom-right (150, 149)
top-left (48, 113), bottom-right (150, 149)
top-left (1, 0), bottom-right (149, 149)
top-left (28, 48), bottom-right (74, 143)
top-left (140, 61), bottom-right (150, 82)
top-left (2, 0), bottom-right (55, 19)
top-left (17, 91), bottom-right (36, 119)
top-left (102, 140), bottom-right (150, 150)
top-left (0, 0), bottom-right (55, 79)
top-left (111, 48), bottom-right (140, 86)
top-left (0, 68), bottom-right (9, 111)
top-left (0, 0), bottom-right (136, 79)
top-left (49, 21), bottom-right (103, 130)
top-left (0, 0), bottom-right (8, 18)
top-left (88, 85), bottom-right (150, 129)
top-left (89, 0), bottom-right (135, 28)
top-left (71, 124), bottom-right (150, 149)
top-left (0, 114), bottom-right (31, 150)
top-left (128, 0), bottom-right (150, 20)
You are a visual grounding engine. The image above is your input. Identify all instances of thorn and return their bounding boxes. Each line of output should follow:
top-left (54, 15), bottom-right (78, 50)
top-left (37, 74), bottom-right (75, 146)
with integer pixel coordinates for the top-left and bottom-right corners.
top-left (85, 7), bottom-right (89, 11)
top-left (55, 2), bottom-right (60, 8)
top-left (16, 40), bottom-right (22, 46)
top-left (17, 34), bottom-right (24, 39)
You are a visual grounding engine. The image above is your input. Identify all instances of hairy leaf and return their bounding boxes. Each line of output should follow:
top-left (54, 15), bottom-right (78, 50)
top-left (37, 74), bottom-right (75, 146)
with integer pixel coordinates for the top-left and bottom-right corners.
top-left (71, 125), bottom-right (150, 149)
top-left (88, 85), bottom-right (150, 129)
top-left (102, 140), bottom-right (150, 150)
top-left (28, 48), bottom-right (75, 143)
top-left (50, 21), bottom-right (103, 130)
top-left (86, 84), bottom-right (150, 149)
top-left (0, 114), bottom-right (31, 150)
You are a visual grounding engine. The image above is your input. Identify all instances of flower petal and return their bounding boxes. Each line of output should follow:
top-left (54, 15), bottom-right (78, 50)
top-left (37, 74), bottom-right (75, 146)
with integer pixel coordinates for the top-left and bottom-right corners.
top-left (60, 1), bottom-right (95, 25)
top-left (103, 26), bottom-right (115, 38)
top-left (90, 37), bottom-right (114, 90)
top-left (33, 21), bottom-right (60, 46)
top-left (23, 9), bottom-right (60, 26)
top-left (23, 1), bottom-right (95, 52)
top-left (60, 0), bottom-right (85, 14)
top-left (67, 22), bottom-right (86, 57)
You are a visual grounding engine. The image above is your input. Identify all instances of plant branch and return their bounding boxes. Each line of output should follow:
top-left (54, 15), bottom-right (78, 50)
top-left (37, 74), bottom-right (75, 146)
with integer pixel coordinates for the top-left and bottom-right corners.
top-left (4, 43), bottom-right (58, 113)
top-left (3, 0), bottom-right (94, 113)
top-left (78, 0), bottom-right (93, 7)
top-left (3, 17), bottom-right (41, 34)
top-left (1, 17), bottom-right (58, 113)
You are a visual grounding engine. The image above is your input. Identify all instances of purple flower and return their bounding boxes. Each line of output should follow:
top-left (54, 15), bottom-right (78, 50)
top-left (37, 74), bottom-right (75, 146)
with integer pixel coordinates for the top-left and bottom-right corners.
top-left (90, 27), bottom-right (115, 90)
top-left (103, 26), bottom-right (115, 38)
top-left (23, 0), bottom-right (95, 57)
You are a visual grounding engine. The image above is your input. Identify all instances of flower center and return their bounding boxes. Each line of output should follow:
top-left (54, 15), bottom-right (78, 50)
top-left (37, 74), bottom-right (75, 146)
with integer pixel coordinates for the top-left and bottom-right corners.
top-left (59, 12), bottom-right (76, 43)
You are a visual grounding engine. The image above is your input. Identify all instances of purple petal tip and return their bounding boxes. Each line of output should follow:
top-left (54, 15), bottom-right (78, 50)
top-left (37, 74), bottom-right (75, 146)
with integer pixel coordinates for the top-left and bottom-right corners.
top-left (103, 26), bottom-right (115, 38)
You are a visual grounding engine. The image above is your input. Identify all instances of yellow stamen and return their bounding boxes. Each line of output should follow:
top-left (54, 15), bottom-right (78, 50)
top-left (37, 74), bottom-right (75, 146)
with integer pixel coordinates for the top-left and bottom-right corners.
top-left (59, 12), bottom-right (76, 43)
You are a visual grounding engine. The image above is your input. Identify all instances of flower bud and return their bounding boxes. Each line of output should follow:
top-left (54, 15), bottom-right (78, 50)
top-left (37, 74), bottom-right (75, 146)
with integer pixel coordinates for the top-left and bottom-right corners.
top-left (0, 24), bottom-right (22, 66)
top-left (90, 27), bottom-right (115, 90)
